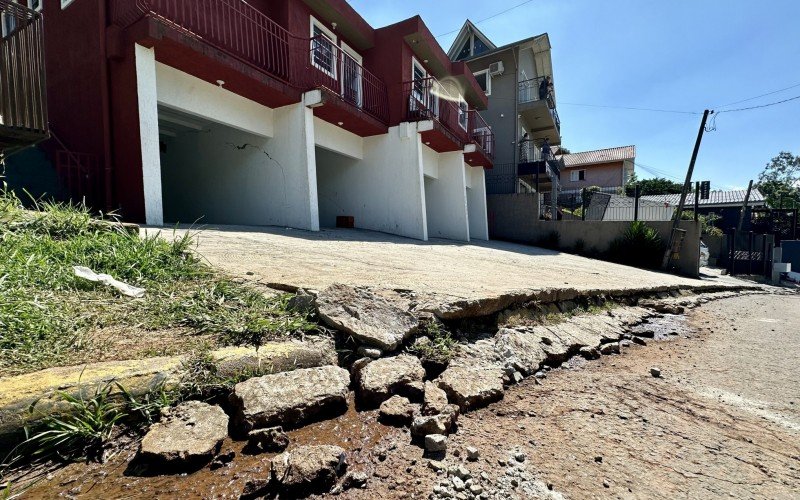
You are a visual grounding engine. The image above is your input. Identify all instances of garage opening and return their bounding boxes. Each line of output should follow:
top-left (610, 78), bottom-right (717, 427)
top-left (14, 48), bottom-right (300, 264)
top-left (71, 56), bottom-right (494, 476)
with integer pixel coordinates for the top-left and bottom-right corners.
top-left (314, 145), bottom-right (362, 229)
top-left (158, 107), bottom-right (286, 226)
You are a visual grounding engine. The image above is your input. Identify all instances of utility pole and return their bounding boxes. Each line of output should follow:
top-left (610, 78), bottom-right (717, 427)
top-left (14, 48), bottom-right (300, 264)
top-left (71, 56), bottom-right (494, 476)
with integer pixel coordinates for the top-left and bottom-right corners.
top-left (663, 109), bottom-right (712, 269)
top-left (737, 179), bottom-right (754, 231)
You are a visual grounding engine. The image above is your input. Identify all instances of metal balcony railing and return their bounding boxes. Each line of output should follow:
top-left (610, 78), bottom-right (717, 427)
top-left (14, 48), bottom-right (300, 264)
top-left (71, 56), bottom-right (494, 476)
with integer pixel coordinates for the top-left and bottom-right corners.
top-left (0, 0), bottom-right (48, 147)
top-left (403, 76), bottom-right (471, 146)
top-left (109, 0), bottom-right (389, 123)
top-left (518, 76), bottom-right (556, 108)
top-left (468, 110), bottom-right (494, 161)
top-left (518, 139), bottom-right (562, 179)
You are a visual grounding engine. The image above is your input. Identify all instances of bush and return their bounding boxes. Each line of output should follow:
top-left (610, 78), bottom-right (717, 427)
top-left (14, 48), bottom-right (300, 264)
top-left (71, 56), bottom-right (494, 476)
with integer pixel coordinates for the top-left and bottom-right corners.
top-left (606, 221), bottom-right (666, 270)
top-left (535, 230), bottom-right (560, 250)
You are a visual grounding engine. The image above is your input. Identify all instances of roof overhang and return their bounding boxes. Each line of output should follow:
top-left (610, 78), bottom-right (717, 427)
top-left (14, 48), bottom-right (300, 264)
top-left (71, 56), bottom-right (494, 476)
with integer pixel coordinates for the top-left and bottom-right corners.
top-left (389, 17), bottom-right (487, 109)
top-left (302, 0), bottom-right (375, 51)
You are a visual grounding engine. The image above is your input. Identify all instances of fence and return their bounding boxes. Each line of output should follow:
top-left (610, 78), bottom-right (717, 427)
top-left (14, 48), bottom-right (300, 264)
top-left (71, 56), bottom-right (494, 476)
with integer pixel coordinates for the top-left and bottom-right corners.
top-left (0, 0), bottom-right (48, 145)
top-left (718, 230), bottom-right (775, 277)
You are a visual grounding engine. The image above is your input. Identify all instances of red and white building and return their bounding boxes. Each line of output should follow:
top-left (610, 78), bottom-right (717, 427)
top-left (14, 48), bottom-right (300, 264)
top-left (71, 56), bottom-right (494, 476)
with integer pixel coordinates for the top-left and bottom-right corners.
top-left (11, 0), bottom-right (495, 241)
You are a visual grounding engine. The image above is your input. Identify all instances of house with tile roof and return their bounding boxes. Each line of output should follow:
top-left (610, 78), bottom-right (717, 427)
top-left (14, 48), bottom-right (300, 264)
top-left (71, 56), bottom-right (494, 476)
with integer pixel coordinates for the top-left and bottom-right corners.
top-left (558, 145), bottom-right (636, 193)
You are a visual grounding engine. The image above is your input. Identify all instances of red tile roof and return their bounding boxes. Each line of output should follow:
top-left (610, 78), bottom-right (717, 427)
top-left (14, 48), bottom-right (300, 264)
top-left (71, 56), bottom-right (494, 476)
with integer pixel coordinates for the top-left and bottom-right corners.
top-left (560, 145), bottom-right (636, 167)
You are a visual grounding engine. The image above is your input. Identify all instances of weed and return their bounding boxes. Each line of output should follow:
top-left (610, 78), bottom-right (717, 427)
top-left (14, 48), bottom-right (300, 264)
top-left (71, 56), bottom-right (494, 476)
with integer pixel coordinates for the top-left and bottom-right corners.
top-left (116, 383), bottom-right (177, 429)
top-left (16, 384), bottom-right (124, 464)
top-left (408, 320), bottom-right (458, 364)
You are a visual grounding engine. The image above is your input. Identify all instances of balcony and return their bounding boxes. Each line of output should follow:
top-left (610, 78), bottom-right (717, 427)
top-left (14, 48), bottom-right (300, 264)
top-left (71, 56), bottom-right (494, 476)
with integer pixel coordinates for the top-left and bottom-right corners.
top-left (517, 138), bottom-right (563, 191)
top-left (517, 76), bottom-right (561, 145)
top-left (109, 0), bottom-right (389, 131)
top-left (0, 0), bottom-right (48, 154)
top-left (403, 77), bottom-right (494, 166)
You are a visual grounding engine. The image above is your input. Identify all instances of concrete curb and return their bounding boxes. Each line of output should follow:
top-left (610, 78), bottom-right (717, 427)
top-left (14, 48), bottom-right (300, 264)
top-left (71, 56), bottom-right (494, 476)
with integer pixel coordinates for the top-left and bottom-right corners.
top-left (0, 338), bottom-right (335, 444)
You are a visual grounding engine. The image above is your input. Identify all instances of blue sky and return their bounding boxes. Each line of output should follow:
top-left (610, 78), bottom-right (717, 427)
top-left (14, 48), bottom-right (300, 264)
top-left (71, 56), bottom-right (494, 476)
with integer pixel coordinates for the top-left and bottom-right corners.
top-left (350, 0), bottom-right (800, 190)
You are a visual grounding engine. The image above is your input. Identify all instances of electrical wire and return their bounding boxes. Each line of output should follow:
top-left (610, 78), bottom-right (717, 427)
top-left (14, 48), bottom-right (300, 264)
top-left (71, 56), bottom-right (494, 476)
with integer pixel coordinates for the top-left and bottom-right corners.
top-left (559, 102), bottom-right (701, 115)
top-left (435, 0), bottom-right (536, 38)
top-left (715, 93), bottom-right (800, 114)
top-left (714, 81), bottom-right (800, 109)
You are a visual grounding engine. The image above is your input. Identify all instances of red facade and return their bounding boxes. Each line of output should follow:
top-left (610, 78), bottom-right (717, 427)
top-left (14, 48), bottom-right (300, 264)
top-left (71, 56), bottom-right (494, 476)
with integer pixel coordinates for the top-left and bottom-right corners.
top-left (35, 0), bottom-right (494, 221)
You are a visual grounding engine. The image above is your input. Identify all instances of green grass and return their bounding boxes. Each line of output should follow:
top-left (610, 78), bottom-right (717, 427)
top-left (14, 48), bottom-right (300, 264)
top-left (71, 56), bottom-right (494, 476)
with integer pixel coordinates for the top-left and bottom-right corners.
top-left (0, 191), bottom-right (317, 376)
top-left (408, 320), bottom-right (459, 364)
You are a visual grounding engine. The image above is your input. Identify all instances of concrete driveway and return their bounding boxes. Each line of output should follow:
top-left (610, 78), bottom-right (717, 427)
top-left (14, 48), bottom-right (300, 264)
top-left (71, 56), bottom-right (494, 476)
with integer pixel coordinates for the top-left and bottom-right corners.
top-left (150, 226), bottom-right (714, 304)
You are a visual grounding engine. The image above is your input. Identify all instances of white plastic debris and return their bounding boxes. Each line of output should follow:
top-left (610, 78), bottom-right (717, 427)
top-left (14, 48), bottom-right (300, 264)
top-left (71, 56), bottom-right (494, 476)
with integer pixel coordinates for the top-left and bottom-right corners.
top-left (73, 266), bottom-right (146, 298)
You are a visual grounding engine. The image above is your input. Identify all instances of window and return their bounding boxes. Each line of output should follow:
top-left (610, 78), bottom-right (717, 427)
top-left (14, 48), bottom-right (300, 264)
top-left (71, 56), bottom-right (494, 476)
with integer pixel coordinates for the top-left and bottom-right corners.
top-left (61, 0), bottom-right (75, 9)
top-left (412, 58), bottom-right (427, 99)
top-left (28, 0), bottom-right (42, 12)
top-left (1, 11), bottom-right (15, 38)
top-left (340, 42), bottom-right (363, 107)
top-left (570, 170), bottom-right (586, 182)
top-left (458, 101), bottom-right (468, 130)
top-left (473, 69), bottom-right (491, 95)
top-left (456, 39), bottom-right (471, 60)
top-left (472, 36), bottom-right (490, 56)
top-left (310, 16), bottom-right (337, 78)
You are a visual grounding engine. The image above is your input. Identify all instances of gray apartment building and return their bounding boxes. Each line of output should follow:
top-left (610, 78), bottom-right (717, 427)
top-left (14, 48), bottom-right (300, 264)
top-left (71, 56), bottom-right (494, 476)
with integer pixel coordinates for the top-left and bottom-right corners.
top-left (448, 20), bottom-right (562, 196)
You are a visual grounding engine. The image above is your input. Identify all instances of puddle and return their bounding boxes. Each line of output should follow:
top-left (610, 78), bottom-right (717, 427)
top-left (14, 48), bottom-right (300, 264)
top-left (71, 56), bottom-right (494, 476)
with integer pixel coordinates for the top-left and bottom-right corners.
top-left (18, 394), bottom-right (396, 499)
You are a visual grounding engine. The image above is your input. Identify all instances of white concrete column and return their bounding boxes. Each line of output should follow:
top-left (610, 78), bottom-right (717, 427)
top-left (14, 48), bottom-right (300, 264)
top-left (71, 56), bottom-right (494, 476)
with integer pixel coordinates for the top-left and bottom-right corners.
top-left (467, 166), bottom-right (490, 240)
top-left (424, 150), bottom-right (470, 242)
top-left (269, 93), bottom-right (320, 231)
top-left (134, 44), bottom-right (163, 226)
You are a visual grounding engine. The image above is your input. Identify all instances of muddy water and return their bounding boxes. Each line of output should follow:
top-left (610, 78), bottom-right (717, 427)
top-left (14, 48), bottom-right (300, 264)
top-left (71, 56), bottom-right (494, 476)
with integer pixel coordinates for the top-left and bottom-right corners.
top-left (21, 394), bottom-right (400, 499)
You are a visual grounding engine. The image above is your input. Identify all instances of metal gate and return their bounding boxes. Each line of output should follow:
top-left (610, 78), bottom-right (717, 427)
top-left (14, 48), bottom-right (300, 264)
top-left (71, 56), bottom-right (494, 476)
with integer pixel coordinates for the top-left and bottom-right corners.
top-left (721, 229), bottom-right (775, 277)
top-left (751, 208), bottom-right (798, 245)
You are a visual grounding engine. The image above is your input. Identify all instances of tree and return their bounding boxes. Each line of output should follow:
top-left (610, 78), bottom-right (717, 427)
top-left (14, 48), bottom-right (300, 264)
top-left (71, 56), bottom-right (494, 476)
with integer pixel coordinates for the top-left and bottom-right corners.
top-left (625, 174), bottom-right (684, 197)
top-left (757, 152), bottom-right (800, 209)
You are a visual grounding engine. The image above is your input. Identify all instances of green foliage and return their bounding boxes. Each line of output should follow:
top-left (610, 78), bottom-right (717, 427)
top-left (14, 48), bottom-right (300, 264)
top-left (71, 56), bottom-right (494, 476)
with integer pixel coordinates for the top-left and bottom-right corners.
top-left (408, 320), bottom-right (458, 365)
top-left (625, 175), bottom-right (684, 197)
top-left (680, 211), bottom-right (723, 236)
top-left (16, 384), bottom-right (124, 464)
top-left (606, 221), bottom-right (666, 270)
top-left (0, 190), bottom-right (317, 375)
top-left (116, 383), bottom-right (177, 428)
top-left (757, 151), bottom-right (800, 209)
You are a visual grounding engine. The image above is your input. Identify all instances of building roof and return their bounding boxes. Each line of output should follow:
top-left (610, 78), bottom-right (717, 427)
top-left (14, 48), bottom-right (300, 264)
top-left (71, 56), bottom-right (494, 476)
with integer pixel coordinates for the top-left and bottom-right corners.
top-left (640, 189), bottom-right (767, 208)
top-left (446, 20), bottom-right (497, 60)
top-left (560, 146), bottom-right (636, 168)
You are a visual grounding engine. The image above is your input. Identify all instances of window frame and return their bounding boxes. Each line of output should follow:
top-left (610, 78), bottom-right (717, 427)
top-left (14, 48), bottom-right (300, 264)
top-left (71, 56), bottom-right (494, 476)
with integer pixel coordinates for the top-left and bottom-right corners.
top-left (340, 40), bottom-right (363, 108)
top-left (28, 0), bottom-right (43, 12)
top-left (473, 69), bottom-right (491, 96)
top-left (61, 0), bottom-right (75, 9)
top-left (570, 169), bottom-right (587, 182)
top-left (310, 15), bottom-right (338, 79)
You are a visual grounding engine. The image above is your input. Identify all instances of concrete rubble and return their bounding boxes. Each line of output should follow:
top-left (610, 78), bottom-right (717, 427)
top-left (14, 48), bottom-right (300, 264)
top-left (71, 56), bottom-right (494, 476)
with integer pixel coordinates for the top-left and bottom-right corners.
top-left (316, 283), bottom-right (419, 351)
top-left (138, 401), bottom-right (228, 469)
top-left (357, 354), bottom-right (426, 405)
top-left (378, 395), bottom-right (419, 426)
top-left (230, 365), bottom-right (350, 432)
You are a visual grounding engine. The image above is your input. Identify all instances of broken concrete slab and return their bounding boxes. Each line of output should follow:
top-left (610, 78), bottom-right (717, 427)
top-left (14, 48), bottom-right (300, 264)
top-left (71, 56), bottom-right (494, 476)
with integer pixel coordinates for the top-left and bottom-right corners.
top-left (436, 365), bottom-right (505, 412)
top-left (230, 365), bottom-right (349, 432)
top-left (138, 401), bottom-right (228, 469)
top-left (271, 445), bottom-right (347, 494)
top-left (316, 283), bottom-right (419, 351)
top-left (246, 426), bottom-right (289, 453)
top-left (378, 395), bottom-right (419, 426)
top-left (0, 339), bottom-right (337, 444)
top-left (423, 381), bottom-right (450, 416)
top-left (358, 354), bottom-right (425, 405)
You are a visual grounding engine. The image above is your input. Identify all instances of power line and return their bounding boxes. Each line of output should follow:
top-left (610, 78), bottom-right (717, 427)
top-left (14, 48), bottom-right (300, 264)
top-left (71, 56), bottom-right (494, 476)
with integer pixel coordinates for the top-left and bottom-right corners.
top-left (715, 93), bottom-right (800, 114)
top-left (714, 81), bottom-right (800, 109)
top-left (559, 102), bottom-right (701, 115)
top-left (435, 0), bottom-right (536, 38)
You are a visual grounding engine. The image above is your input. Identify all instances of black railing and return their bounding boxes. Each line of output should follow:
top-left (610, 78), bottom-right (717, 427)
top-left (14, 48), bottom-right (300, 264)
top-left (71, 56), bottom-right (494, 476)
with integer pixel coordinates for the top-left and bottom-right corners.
top-left (0, 0), bottom-right (48, 146)
top-left (518, 76), bottom-right (555, 108)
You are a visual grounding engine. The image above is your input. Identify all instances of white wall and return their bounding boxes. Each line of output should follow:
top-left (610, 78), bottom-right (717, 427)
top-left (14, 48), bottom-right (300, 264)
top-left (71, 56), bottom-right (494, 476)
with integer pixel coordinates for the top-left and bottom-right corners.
top-left (423, 150), bottom-right (470, 241)
top-left (135, 44), bottom-right (163, 226)
top-left (466, 166), bottom-right (489, 240)
top-left (156, 62), bottom-right (274, 138)
top-left (421, 143), bottom-right (439, 179)
top-left (314, 117), bottom-right (363, 160)
top-left (315, 123), bottom-right (428, 240)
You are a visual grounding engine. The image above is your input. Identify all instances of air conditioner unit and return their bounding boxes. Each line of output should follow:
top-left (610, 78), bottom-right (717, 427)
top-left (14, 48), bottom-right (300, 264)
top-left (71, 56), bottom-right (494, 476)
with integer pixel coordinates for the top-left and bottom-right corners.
top-left (488, 61), bottom-right (504, 76)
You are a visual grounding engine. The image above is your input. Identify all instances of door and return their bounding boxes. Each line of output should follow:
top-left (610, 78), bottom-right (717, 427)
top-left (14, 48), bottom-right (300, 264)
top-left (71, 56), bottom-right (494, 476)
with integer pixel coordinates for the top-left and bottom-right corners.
top-left (340, 42), bottom-right (362, 108)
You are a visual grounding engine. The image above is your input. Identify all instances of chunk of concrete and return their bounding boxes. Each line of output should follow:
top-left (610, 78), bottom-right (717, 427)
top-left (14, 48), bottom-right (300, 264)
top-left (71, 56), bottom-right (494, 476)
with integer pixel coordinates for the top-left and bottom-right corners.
top-left (423, 381), bottom-right (450, 416)
top-left (436, 365), bottom-right (505, 412)
top-left (358, 354), bottom-right (425, 405)
top-left (316, 284), bottom-right (419, 351)
top-left (231, 366), bottom-right (349, 432)
top-left (378, 395), bottom-right (419, 426)
top-left (271, 445), bottom-right (347, 493)
top-left (138, 401), bottom-right (228, 469)
top-left (425, 434), bottom-right (447, 452)
top-left (247, 426), bottom-right (289, 453)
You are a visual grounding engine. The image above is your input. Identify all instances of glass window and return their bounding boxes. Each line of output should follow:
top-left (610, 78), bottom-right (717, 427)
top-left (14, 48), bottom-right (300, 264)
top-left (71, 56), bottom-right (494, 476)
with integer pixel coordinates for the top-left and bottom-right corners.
top-left (1, 12), bottom-right (15, 37)
top-left (473, 70), bottom-right (490, 95)
top-left (458, 101), bottom-right (468, 130)
top-left (28, 0), bottom-right (42, 12)
top-left (473, 36), bottom-right (490, 56)
top-left (311, 23), bottom-right (336, 77)
top-left (456, 39), bottom-right (471, 60)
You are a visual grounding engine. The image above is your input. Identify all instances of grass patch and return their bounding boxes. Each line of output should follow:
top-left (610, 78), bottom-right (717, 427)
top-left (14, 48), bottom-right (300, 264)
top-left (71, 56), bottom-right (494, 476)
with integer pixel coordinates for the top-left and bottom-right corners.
top-left (408, 320), bottom-right (459, 364)
top-left (0, 191), bottom-right (317, 376)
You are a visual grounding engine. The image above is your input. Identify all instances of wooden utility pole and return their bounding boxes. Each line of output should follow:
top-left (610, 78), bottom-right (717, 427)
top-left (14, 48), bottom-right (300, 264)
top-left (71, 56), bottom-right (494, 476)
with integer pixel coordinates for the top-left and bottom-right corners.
top-left (663, 109), bottom-right (712, 269)
top-left (737, 180), bottom-right (754, 231)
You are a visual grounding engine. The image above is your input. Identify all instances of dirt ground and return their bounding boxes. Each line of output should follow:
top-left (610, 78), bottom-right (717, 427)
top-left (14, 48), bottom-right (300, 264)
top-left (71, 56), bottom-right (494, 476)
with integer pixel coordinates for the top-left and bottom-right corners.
top-left (17, 292), bottom-right (799, 499)
top-left (153, 226), bottom-right (713, 303)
